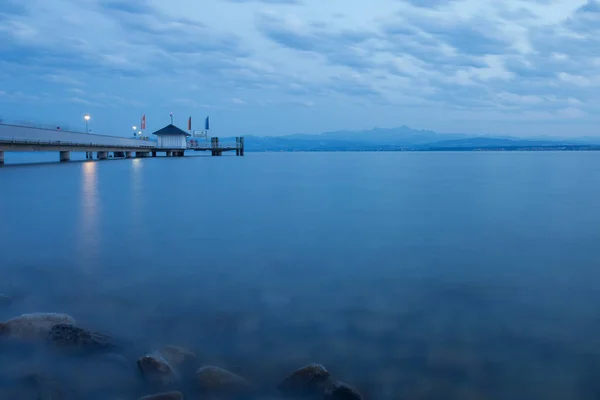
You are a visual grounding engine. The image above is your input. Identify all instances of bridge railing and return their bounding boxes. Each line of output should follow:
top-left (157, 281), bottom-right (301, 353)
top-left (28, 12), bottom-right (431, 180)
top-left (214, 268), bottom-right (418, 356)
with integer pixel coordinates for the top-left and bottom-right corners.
top-left (0, 124), bottom-right (157, 149)
top-left (187, 141), bottom-right (238, 150)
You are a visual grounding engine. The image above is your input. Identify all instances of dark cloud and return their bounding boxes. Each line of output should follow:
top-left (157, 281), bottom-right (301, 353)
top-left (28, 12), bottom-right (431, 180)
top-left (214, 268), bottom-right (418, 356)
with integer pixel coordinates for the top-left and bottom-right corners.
top-left (400, 0), bottom-right (458, 8)
top-left (97, 0), bottom-right (154, 15)
top-left (0, 0), bottom-right (28, 16)
top-left (98, 2), bottom-right (250, 62)
top-left (578, 0), bottom-right (600, 13)
top-left (225, 0), bottom-right (301, 3)
top-left (258, 13), bottom-right (378, 70)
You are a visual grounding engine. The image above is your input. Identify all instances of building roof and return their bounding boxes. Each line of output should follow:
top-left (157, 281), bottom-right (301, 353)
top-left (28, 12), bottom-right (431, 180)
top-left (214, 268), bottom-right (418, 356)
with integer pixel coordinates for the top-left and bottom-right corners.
top-left (151, 124), bottom-right (191, 136)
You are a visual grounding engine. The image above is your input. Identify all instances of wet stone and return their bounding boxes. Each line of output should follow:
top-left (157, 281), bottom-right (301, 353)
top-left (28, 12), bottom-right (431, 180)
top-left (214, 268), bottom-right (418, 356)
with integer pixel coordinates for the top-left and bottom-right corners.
top-left (138, 391), bottom-right (184, 400)
top-left (195, 366), bottom-right (251, 395)
top-left (47, 323), bottom-right (116, 354)
top-left (159, 345), bottom-right (197, 369)
top-left (278, 364), bottom-right (332, 396)
top-left (138, 353), bottom-right (179, 387)
top-left (0, 313), bottom-right (76, 341)
top-left (324, 381), bottom-right (363, 400)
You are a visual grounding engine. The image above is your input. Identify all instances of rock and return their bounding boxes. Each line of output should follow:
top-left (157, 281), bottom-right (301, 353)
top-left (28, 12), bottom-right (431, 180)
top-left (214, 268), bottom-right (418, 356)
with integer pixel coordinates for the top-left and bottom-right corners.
top-left (138, 353), bottom-right (179, 387)
top-left (0, 294), bottom-right (12, 308)
top-left (159, 345), bottom-right (197, 367)
top-left (0, 313), bottom-right (76, 341)
top-left (278, 364), bottom-right (332, 396)
top-left (138, 391), bottom-right (184, 400)
top-left (324, 381), bottom-right (363, 400)
top-left (195, 366), bottom-right (250, 395)
top-left (46, 323), bottom-right (116, 354)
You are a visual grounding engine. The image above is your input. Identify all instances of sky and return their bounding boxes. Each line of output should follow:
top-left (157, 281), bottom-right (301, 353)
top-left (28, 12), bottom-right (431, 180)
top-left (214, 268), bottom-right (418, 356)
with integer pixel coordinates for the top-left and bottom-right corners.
top-left (1, 0), bottom-right (599, 138)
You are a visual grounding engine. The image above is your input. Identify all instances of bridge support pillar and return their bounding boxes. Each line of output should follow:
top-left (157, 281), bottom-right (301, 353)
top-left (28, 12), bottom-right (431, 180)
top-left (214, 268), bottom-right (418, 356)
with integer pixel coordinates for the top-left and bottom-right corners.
top-left (152, 151), bottom-right (157, 157)
top-left (0, 151), bottom-right (4, 165)
top-left (59, 151), bottom-right (70, 162)
top-left (126, 151), bottom-right (133, 158)
top-left (97, 151), bottom-right (108, 160)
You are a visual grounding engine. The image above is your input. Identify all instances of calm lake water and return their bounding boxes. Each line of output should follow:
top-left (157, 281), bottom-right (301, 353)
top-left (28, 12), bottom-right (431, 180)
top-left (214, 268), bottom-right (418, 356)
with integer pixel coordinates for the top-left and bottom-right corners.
top-left (1, 151), bottom-right (600, 399)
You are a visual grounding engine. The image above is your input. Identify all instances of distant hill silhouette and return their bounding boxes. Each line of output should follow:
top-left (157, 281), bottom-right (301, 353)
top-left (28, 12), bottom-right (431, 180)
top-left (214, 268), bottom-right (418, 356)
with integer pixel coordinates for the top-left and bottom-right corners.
top-left (223, 126), bottom-right (600, 151)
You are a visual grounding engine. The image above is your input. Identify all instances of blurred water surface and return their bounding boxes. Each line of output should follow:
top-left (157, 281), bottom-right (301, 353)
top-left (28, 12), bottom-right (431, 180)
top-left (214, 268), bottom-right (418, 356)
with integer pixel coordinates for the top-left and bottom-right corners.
top-left (1, 152), bottom-right (600, 399)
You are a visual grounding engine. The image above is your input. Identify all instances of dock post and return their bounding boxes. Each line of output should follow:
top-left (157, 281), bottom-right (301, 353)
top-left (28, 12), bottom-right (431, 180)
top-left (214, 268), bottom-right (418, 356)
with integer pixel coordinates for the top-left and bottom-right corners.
top-left (211, 137), bottom-right (216, 156)
top-left (240, 136), bottom-right (244, 156)
top-left (59, 151), bottom-right (70, 162)
top-left (97, 151), bottom-right (108, 160)
top-left (0, 151), bottom-right (4, 165)
top-left (236, 137), bottom-right (240, 156)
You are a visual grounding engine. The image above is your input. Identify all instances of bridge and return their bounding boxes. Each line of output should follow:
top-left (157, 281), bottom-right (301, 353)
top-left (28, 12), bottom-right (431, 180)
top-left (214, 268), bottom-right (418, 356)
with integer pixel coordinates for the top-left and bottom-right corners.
top-left (0, 124), bottom-right (244, 164)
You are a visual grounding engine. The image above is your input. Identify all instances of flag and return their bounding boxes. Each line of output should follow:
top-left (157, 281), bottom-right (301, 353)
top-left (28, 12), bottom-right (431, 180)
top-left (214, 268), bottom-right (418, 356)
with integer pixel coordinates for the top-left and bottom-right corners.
top-left (188, 116), bottom-right (192, 131)
top-left (141, 114), bottom-right (146, 130)
top-left (205, 116), bottom-right (210, 130)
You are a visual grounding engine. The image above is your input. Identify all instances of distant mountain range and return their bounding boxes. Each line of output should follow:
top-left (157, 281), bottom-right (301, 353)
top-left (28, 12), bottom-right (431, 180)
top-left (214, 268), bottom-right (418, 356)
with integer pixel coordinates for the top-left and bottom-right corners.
top-left (224, 126), bottom-right (600, 152)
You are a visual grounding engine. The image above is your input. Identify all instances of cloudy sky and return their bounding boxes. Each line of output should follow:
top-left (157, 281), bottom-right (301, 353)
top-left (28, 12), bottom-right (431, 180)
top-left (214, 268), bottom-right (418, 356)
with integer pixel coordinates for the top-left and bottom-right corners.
top-left (1, 0), bottom-right (599, 137)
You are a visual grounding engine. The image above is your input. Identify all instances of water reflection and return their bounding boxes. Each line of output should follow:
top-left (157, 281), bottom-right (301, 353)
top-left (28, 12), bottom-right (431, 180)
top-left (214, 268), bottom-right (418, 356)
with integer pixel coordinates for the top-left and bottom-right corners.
top-left (130, 158), bottom-right (143, 226)
top-left (78, 161), bottom-right (99, 268)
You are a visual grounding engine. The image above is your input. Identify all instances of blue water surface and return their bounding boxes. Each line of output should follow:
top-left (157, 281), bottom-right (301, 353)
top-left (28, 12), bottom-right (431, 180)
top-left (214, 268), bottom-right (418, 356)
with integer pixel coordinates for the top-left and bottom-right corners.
top-left (1, 151), bottom-right (600, 399)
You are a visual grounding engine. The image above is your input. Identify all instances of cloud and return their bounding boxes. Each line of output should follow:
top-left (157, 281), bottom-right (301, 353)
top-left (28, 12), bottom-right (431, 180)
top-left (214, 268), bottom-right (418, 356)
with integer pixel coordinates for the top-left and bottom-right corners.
top-left (1, 0), bottom-right (600, 137)
top-left (225, 0), bottom-right (301, 3)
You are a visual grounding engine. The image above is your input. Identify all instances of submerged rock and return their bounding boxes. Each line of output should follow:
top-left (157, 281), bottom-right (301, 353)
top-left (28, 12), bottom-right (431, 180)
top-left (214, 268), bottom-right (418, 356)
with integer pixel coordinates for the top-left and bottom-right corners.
top-left (47, 323), bottom-right (116, 353)
top-left (0, 313), bottom-right (76, 341)
top-left (138, 353), bottom-right (179, 387)
top-left (195, 366), bottom-right (250, 394)
top-left (159, 345), bottom-right (197, 368)
top-left (139, 391), bottom-right (184, 400)
top-left (278, 364), bottom-right (332, 396)
top-left (324, 381), bottom-right (363, 400)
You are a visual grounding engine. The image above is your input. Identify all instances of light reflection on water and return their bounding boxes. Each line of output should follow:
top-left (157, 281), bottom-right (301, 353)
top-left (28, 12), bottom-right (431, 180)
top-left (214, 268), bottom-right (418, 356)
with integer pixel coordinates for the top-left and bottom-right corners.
top-left (79, 161), bottom-right (99, 268)
top-left (0, 152), bottom-right (600, 399)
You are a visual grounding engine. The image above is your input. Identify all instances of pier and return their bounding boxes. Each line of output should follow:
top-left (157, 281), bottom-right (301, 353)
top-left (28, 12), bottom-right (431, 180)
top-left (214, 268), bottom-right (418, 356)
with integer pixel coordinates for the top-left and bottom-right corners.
top-left (0, 124), bottom-right (244, 165)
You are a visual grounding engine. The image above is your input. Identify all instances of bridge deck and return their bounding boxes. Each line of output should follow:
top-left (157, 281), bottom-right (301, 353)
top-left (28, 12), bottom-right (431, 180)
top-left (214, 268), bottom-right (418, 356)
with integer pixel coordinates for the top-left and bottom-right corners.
top-left (0, 123), bottom-right (243, 164)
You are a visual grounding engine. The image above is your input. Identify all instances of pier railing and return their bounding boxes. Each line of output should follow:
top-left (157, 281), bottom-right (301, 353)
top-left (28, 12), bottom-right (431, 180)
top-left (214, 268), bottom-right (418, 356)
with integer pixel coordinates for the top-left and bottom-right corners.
top-left (187, 141), bottom-right (238, 150)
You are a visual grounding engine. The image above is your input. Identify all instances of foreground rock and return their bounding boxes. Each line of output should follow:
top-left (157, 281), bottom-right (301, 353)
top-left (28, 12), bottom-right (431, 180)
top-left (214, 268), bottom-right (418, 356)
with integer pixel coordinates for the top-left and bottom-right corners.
top-left (139, 391), bottom-right (184, 400)
top-left (0, 313), bottom-right (76, 340)
top-left (324, 381), bottom-right (363, 400)
top-left (138, 353), bottom-right (179, 387)
top-left (47, 323), bottom-right (116, 354)
top-left (195, 366), bottom-right (251, 395)
top-left (278, 364), bottom-right (332, 396)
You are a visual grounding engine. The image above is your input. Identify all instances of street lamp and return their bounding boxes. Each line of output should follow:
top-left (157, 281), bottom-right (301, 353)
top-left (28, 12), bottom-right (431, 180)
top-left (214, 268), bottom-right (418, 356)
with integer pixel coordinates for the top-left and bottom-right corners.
top-left (84, 114), bottom-right (91, 133)
top-left (132, 125), bottom-right (137, 138)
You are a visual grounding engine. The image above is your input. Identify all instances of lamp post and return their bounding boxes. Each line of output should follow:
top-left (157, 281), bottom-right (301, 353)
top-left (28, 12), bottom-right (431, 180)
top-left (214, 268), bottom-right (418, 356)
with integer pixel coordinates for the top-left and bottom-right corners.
top-left (138, 130), bottom-right (142, 140)
top-left (132, 125), bottom-right (137, 138)
top-left (84, 114), bottom-right (90, 133)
